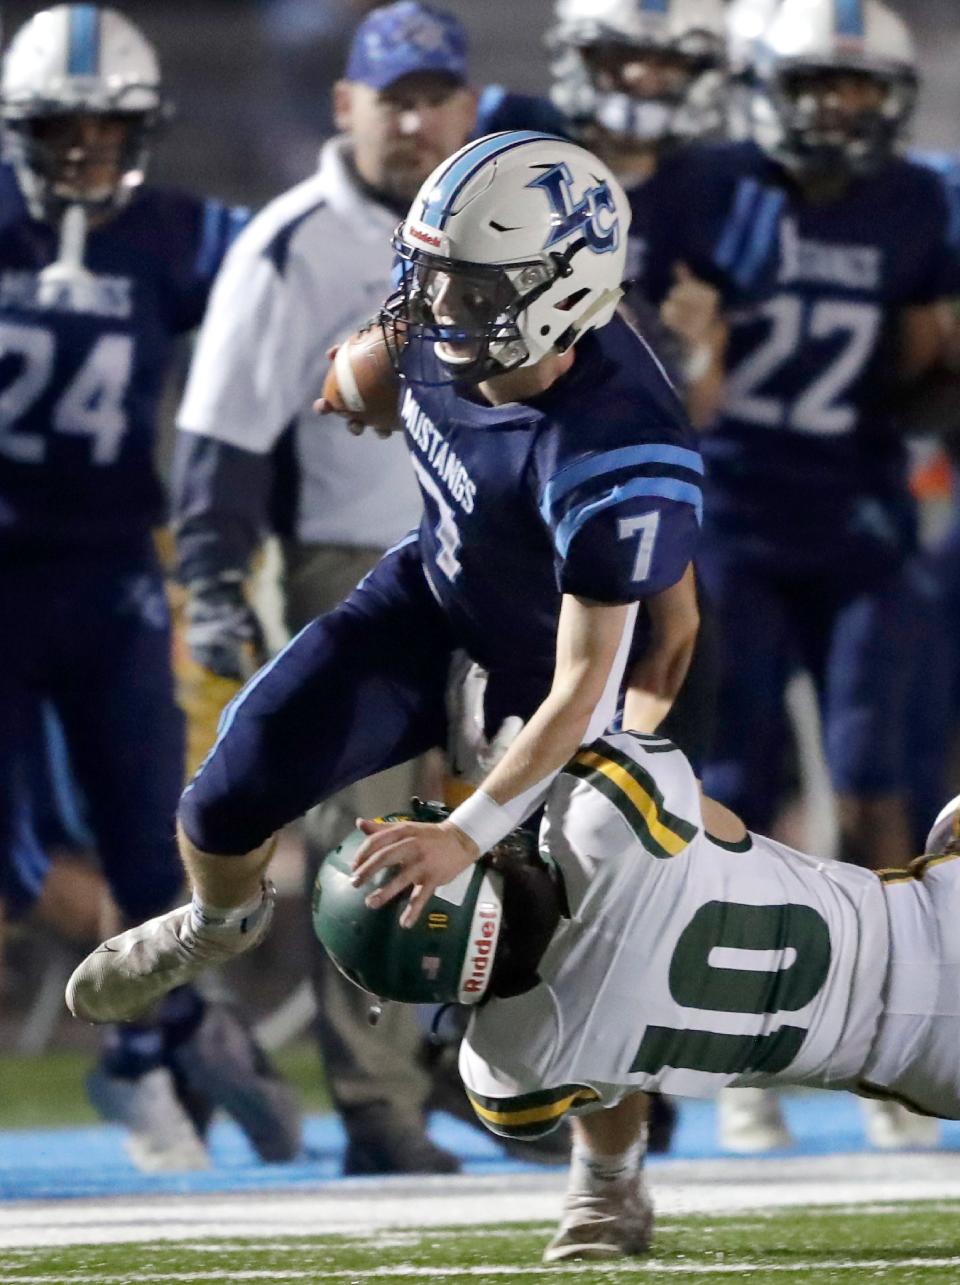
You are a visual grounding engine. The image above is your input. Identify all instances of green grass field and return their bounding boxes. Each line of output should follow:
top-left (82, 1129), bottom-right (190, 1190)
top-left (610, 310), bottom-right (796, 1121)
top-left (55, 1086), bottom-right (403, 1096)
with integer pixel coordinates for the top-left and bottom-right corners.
top-left (7, 1204), bottom-right (960, 1284)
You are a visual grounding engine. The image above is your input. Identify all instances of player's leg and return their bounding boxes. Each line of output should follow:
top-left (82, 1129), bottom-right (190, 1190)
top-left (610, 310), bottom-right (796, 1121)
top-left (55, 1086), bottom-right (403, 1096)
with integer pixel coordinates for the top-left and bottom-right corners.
top-left (903, 525), bottom-right (960, 850)
top-left (697, 553), bottom-right (794, 831)
top-left (280, 537), bottom-right (460, 1177)
top-left (283, 539), bottom-right (457, 1175)
top-left (697, 552), bottom-right (796, 1152)
top-left (54, 558), bottom-right (299, 1163)
top-left (544, 1094), bottom-right (653, 1264)
top-left (67, 538), bottom-right (454, 1019)
top-left (814, 567), bottom-right (937, 1146)
top-left (817, 565), bottom-right (919, 870)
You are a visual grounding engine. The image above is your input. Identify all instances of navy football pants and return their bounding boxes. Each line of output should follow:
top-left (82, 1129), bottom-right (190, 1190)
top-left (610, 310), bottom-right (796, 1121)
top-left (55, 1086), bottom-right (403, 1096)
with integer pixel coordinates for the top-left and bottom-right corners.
top-left (180, 537), bottom-right (553, 856)
top-left (698, 549), bottom-right (920, 832)
top-left (0, 552), bottom-right (184, 921)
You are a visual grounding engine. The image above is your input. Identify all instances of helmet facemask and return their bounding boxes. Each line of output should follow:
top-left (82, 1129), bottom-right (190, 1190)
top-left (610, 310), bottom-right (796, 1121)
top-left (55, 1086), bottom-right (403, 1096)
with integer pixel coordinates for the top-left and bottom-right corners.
top-left (765, 60), bottom-right (916, 176)
top-left (4, 106), bottom-right (159, 220)
top-left (584, 36), bottom-right (725, 146)
top-left (381, 231), bottom-right (592, 386)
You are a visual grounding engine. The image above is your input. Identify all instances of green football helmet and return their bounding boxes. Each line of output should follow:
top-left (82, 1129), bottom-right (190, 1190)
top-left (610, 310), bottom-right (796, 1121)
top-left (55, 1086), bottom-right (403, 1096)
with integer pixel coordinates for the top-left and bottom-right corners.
top-left (311, 801), bottom-right (506, 1006)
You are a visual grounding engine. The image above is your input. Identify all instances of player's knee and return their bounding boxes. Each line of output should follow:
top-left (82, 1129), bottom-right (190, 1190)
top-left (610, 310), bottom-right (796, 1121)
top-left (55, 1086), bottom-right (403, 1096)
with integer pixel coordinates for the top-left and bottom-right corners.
top-left (177, 780), bottom-right (276, 859)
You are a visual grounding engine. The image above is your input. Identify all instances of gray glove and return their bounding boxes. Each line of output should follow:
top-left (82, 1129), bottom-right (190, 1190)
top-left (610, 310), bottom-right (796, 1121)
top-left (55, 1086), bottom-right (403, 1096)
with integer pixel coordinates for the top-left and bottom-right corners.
top-left (185, 572), bottom-right (266, 681)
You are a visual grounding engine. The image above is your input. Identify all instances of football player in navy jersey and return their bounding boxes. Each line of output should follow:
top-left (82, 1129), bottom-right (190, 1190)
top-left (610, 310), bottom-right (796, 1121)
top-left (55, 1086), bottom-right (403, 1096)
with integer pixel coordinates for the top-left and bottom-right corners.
top-left (0, 5), bottom-right (300, 1168)
top-left (66, 131), bottom-right (704, 1040)
top-left (640, 0), bottom-right (960, 1150)
top-left (476, 0), bottom-right (731, 423)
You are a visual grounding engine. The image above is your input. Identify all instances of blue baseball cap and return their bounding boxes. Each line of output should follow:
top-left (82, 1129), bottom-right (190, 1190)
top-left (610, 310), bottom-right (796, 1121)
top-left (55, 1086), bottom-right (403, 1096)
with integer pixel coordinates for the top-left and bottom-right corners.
top-left (345, 2), bottom-right (468, 92)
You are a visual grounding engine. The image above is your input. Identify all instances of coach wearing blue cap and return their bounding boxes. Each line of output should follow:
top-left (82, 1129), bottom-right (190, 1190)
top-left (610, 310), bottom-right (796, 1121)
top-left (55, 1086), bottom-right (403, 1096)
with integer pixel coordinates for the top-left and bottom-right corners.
top-left (338, 1), bottom-right (475, 207)
top-left (172, 2), bottom-right (477, 1176)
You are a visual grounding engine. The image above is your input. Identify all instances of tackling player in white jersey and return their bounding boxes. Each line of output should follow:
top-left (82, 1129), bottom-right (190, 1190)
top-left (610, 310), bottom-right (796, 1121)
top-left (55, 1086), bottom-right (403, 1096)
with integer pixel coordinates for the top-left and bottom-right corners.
top-left (315, 725), bottom-right (960, 1263)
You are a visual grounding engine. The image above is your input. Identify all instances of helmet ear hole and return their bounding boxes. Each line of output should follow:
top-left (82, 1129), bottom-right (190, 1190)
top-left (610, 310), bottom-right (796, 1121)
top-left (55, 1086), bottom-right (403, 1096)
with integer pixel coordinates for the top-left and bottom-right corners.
top-left (555, 286), bottom-right (591, 313)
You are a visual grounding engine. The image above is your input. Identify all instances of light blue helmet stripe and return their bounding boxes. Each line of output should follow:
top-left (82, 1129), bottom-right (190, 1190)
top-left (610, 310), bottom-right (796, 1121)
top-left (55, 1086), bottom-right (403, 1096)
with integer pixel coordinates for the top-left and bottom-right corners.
top-left (640, 0), bottom-right (670, 13)
top-left (835, 0), bottom-right (865, 38)
top-left (419, 130), bottom-right (567, 230)
top-left (67, 5), bottom-right (100, 76)
top-left (554, 478), bottom-right (703, 559)
top-left (540, 444), bottom-right (704, 525)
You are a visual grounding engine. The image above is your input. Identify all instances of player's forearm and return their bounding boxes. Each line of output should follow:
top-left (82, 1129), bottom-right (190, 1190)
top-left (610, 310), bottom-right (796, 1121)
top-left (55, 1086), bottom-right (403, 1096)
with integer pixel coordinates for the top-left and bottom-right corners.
top-left (448, 601), bottom-right (633, 852)
top-left (172, 430), bottom-right (272, 585)
top-left (445, 684), bottom-right (602, 858)
top-left (623, 565), bottom-right (699, 733)
top-left (480, 678), bottom-right (602, 806)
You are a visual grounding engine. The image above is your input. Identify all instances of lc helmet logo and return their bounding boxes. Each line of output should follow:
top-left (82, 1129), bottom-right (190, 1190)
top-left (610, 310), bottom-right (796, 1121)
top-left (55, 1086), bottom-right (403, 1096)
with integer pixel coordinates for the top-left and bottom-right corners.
top-left (527, 162), bottom-right (620, 254)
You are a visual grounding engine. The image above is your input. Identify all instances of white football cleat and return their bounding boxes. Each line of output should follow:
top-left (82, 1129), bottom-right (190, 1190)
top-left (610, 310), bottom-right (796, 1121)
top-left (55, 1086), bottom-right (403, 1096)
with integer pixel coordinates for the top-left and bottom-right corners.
top-left (66, 885), bottom-right (275, 1024)
top-left (542, 1173), bottom-right (654, 1263)
top-left (862, 1098), bottom-right (940, 1150)
top-left (925, 794), bottom-right (960, 856)
top-left (87, 1064), bottom-right (210, 1173)
top-left (717, 1086), bottom-right (793, 1153)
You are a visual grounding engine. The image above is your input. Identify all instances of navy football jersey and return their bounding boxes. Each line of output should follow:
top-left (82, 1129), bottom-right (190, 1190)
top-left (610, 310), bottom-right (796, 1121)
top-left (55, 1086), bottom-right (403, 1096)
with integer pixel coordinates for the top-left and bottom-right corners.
top-left (0, 164), bottom-right (246, 553)
top-left (399, 313), bottom-right (703, 674)
top-left (643, 141), bottom-right (960, 569)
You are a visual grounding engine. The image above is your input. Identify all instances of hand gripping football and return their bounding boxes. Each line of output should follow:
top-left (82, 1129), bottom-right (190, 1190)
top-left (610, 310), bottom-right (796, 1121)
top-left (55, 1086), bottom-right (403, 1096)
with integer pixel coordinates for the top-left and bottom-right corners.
top-left (320, 324), bottom-right (402, 435)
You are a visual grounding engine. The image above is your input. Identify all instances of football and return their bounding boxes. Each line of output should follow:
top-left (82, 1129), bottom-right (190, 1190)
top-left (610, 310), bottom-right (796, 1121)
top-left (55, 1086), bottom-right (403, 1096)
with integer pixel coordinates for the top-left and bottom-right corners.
top-left (320, 324), bottom-right (402, 434)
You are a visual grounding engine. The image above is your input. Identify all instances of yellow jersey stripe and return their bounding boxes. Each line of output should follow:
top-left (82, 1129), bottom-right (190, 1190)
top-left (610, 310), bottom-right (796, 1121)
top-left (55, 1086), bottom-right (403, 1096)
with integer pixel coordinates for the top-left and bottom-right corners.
top-left (466, 1087), bottom-right (598, 1127)
top-left (575, 749), bottom-right (690, 856)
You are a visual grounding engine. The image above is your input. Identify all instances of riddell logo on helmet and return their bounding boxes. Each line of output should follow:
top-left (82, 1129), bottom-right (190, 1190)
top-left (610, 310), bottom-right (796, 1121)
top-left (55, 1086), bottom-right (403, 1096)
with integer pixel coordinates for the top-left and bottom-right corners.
top-left (461, 903), bottom-right (500, 994)
top-left (408, 223), bottom-right (443, 248)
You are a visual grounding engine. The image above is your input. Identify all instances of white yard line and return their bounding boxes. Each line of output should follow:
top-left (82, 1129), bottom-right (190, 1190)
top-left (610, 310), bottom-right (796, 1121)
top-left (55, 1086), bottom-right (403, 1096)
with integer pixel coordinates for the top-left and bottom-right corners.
top-left (3, 1263), bottom-right (960, 1282)
top-left (5, 1153), bottom-right (960, 1250)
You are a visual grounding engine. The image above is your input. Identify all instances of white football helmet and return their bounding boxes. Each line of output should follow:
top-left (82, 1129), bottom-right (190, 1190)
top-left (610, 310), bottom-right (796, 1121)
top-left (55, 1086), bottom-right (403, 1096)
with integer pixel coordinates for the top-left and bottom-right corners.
top-left (548, 0), bottom-right (728, 147)
top-left (1, 4), bottom-right (167, 218)
top-left (381, 131), bottom-right (630, 384)
top-left (749, 0), bottom-right (917, 175)
top-left (726, 0), bottom-right (783, 76)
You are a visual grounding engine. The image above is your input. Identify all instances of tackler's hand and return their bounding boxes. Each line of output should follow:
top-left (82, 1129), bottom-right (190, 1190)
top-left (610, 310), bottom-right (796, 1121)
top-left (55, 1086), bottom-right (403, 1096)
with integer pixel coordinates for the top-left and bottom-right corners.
top-left (350, 817), bottom-right (479, 929)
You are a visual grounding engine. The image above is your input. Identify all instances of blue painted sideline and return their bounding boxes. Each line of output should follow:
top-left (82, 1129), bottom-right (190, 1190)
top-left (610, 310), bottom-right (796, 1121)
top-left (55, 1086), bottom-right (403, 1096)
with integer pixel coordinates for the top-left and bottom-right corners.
top-left (1, 1094), bottom-right (958, 1202)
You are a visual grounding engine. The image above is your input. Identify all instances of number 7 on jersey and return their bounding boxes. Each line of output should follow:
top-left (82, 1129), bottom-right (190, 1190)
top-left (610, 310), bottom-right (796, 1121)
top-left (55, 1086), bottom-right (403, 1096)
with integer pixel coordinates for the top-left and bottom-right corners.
top-left (619, 511), bottom-right (660, 582)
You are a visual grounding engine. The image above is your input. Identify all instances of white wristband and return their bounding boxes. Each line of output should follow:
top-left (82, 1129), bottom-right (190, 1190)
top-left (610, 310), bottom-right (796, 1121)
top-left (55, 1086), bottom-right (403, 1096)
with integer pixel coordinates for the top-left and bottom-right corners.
top-left (683, 341), bottom-right (713, 384)
top-left (448, 790), bottom-right (515, 856)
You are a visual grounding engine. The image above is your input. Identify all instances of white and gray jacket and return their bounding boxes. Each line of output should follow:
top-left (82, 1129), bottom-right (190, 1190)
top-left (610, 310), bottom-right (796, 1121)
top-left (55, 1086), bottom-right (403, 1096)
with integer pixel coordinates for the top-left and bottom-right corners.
top-left (174, 136), bottom-right (421, 584)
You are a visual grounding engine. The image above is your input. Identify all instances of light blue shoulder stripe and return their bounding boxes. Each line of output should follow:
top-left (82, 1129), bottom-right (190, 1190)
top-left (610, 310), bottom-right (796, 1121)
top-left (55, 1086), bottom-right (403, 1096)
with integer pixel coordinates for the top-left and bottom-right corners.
top-left (420, 131), bottom-right (563, 230)
top-left (733, 188), bottom-right (784, 288)
top-left (194, 200), bottom-right (250, 281)
top-left (554, 478), bottom-right (703, 558)
top-left (68, 6), bottom-right (99, 76)
top-left (714, 178), bottom-right (763, 273)
top-left (540, 444), bottom-right (704, 524)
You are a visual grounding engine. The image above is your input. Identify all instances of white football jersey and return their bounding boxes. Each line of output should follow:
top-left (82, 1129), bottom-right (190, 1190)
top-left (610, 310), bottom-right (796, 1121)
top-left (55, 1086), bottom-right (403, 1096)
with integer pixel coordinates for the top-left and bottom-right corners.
top-left (460, 731), bottom-right (889, 1137)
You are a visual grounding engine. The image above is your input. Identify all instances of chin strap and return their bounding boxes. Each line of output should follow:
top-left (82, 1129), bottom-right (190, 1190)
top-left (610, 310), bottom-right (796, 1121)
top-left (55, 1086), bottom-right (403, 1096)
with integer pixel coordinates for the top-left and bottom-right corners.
top-left (37, 203), bottom-right (100, 310)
